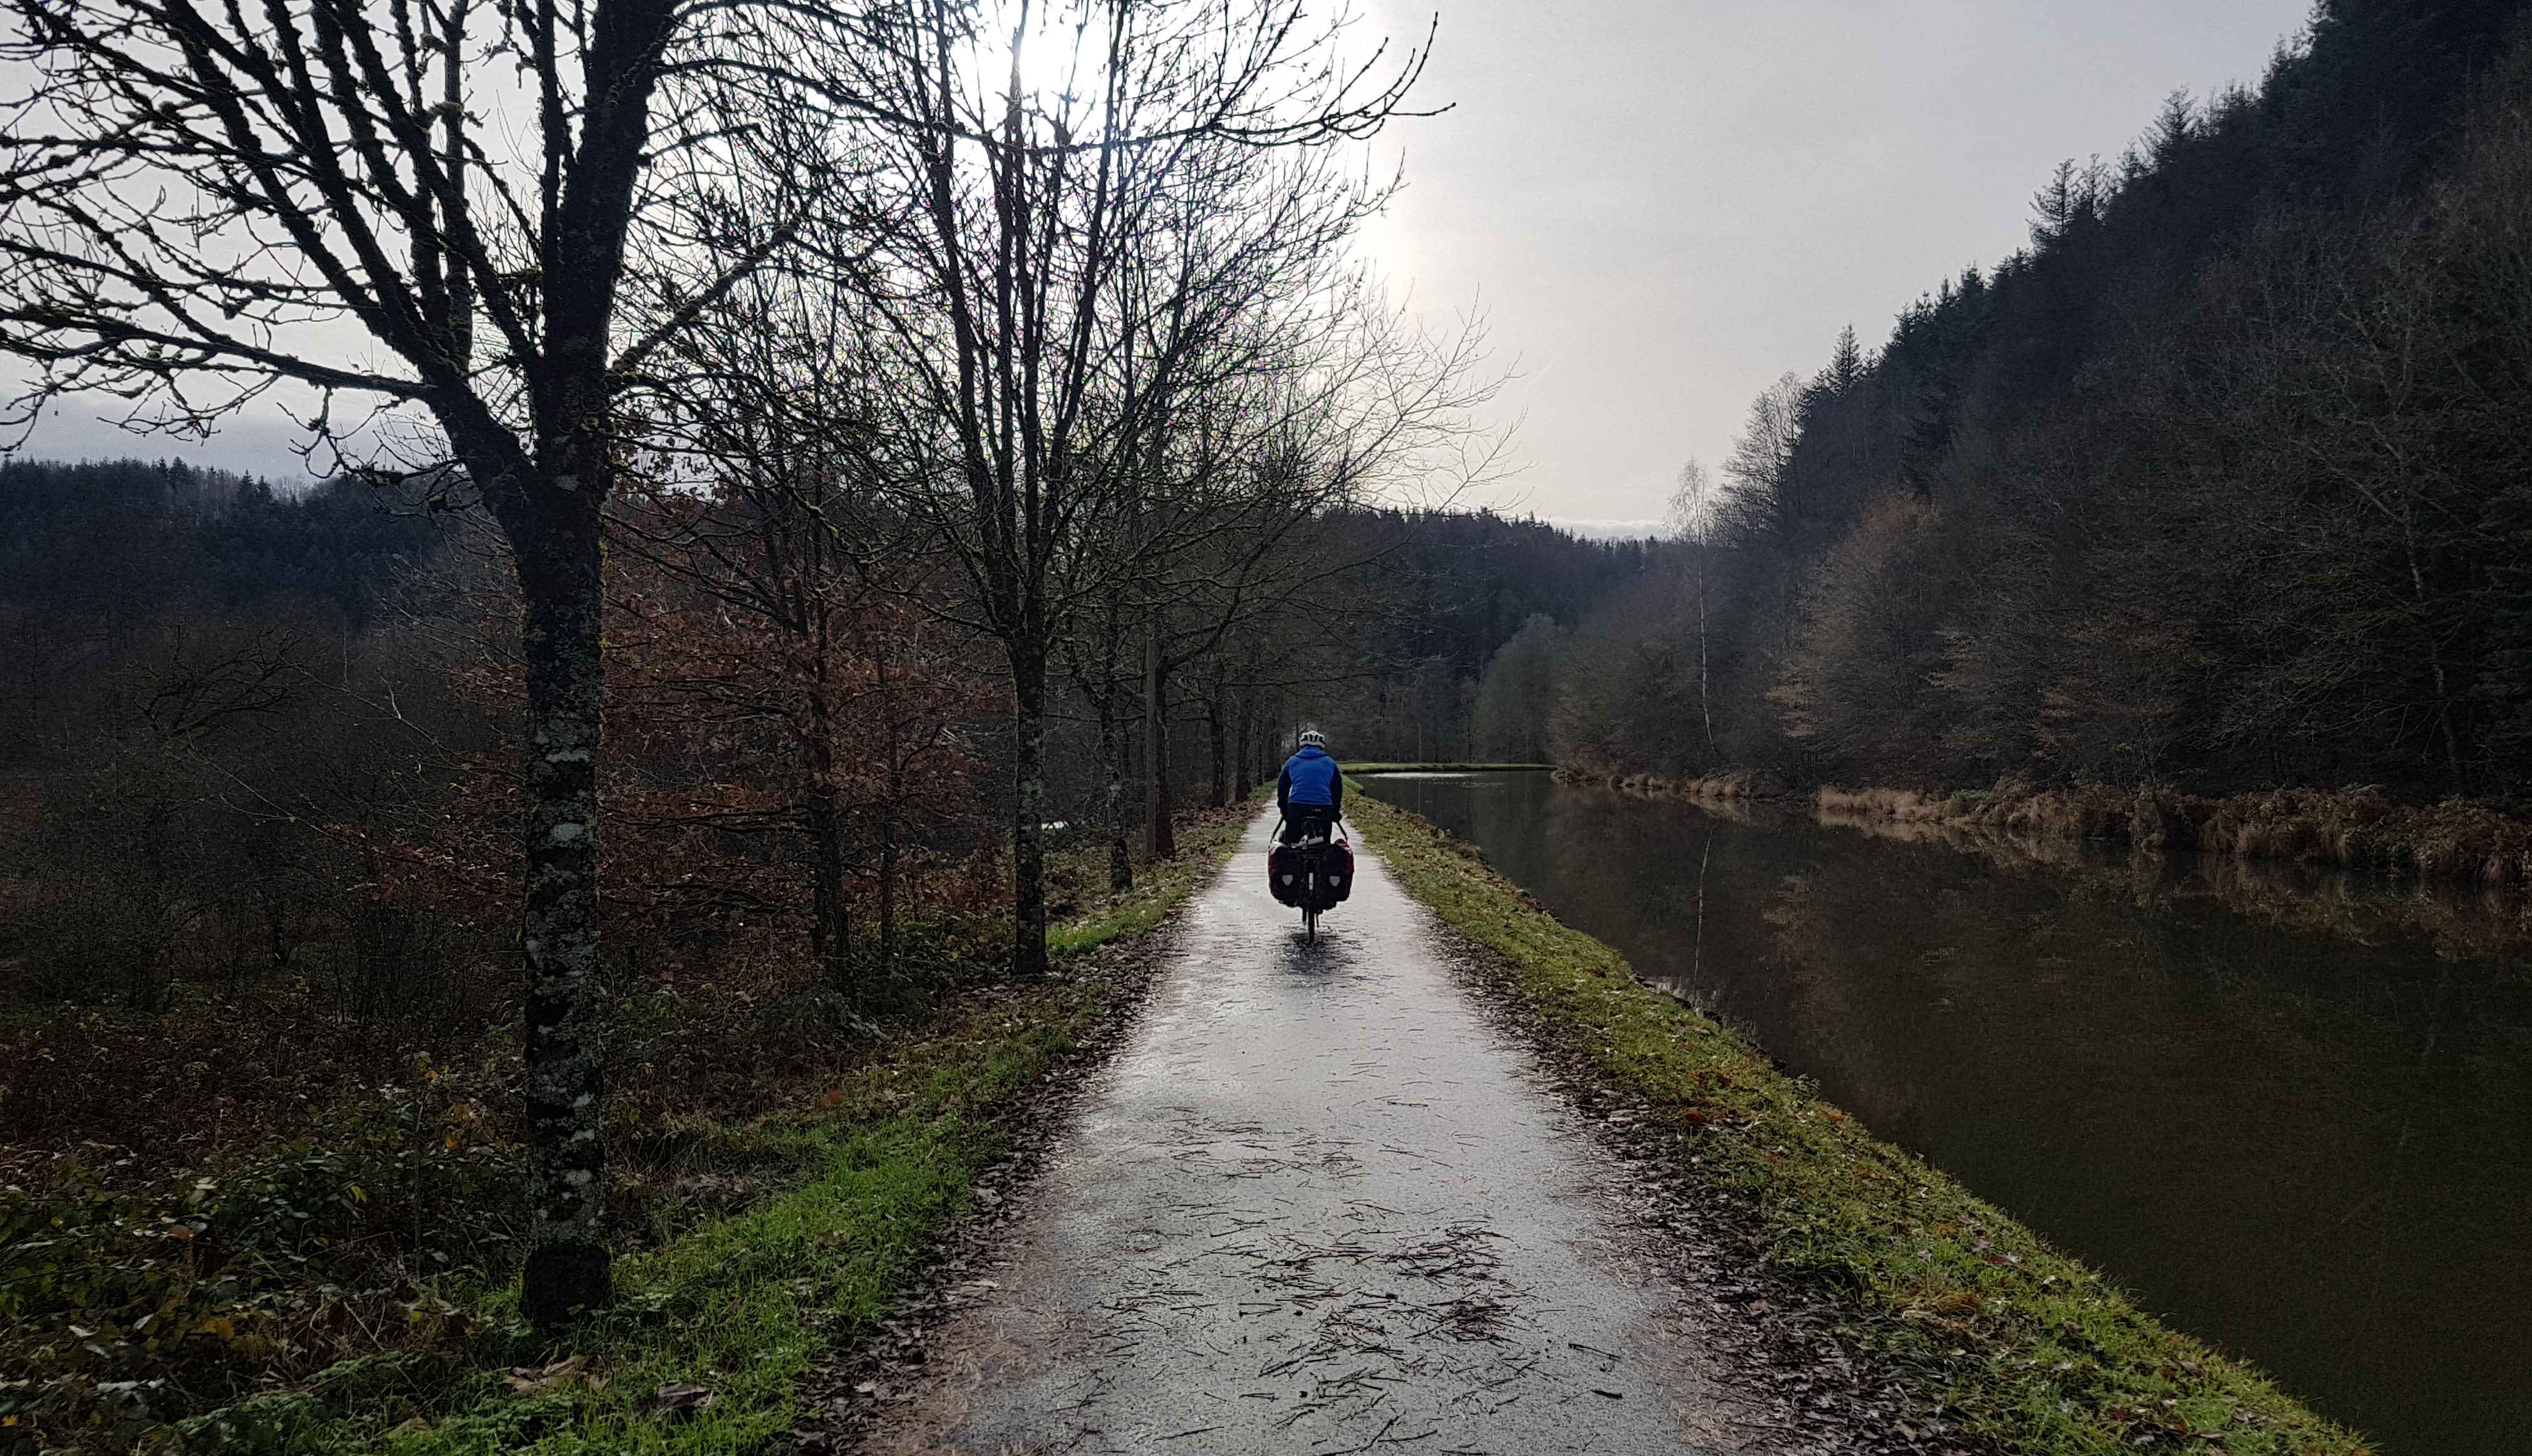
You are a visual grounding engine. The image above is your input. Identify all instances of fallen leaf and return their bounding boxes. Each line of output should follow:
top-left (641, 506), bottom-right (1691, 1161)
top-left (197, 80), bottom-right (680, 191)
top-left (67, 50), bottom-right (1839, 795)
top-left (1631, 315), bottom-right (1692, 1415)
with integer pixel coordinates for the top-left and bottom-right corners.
top-left (648, 1382), bottom-right (717, 1414)
top-left (507, 1354), bottom-right (592, 1396)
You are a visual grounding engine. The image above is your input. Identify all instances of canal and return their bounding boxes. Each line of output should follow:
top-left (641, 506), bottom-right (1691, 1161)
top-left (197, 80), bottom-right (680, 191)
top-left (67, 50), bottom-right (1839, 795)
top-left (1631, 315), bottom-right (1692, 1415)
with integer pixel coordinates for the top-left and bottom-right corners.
top-left (1360, 770), bottom-right (2532, 1455)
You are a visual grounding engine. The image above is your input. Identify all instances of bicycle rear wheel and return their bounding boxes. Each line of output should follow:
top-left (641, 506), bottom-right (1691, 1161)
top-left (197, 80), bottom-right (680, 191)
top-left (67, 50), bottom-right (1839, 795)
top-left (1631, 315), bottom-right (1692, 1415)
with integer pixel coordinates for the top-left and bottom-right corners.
top-left (1304, 907), bottom-right (1317, 942)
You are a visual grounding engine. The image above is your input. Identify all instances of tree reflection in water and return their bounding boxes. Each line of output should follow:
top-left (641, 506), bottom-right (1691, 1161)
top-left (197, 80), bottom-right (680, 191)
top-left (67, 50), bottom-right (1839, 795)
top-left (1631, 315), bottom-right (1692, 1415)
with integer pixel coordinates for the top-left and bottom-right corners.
top-left (1365, 770), bottom-right (2532, 1456)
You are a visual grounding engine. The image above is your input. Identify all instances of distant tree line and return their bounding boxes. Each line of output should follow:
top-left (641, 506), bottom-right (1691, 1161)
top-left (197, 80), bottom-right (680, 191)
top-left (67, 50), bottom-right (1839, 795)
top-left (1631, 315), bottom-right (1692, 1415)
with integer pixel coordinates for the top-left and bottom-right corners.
top-left (1485, 0), bottom-right (2532, 804)
top-left (1299, 510), bottom-right (1659, 762)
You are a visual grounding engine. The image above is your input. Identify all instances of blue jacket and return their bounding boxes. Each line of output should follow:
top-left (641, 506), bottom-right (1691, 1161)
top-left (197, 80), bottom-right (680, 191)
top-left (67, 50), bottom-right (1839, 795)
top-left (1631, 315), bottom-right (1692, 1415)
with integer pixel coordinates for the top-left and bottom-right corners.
top-left (1279, 745), bottom-right (1343, 812)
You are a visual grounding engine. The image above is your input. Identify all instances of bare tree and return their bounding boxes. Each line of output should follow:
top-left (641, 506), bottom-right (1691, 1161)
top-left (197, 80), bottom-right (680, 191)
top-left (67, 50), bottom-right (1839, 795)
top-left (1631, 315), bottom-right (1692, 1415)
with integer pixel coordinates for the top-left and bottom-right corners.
top-left (1120, 315), bottom-right (1500, 858)
top-left (0, 0), bottom-right (838, 1322)
top-left (1667, 457), bottom-right (1721, 760)
top-left (833, 0), bottom-right (1436, 976)
top-left (1719, 372), bottom-right (1810, 541)
top-left (621, 243), bottom-right (894, 989)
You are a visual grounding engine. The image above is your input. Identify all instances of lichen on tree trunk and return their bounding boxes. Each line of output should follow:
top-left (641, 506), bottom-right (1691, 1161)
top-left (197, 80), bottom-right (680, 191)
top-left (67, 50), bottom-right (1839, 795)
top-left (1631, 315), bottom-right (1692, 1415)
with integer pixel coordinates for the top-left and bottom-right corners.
top-left (808, 780), bottom-right (850, 990)
top-left (1234, 689), bottom-right (1255, 801)
top-left (1101, 695), bottom-right (1133, 893)
top-left (1144, 620), bottom-right (1176, 861)
top-left (1206, 669), bottom-right (1228, 808)
top-left (509, 483), bottom-right (612, 1327)
top-left (1011, 639), bottom-right (1050, 980)
top-left (806, 683), bottom-right (851, 990)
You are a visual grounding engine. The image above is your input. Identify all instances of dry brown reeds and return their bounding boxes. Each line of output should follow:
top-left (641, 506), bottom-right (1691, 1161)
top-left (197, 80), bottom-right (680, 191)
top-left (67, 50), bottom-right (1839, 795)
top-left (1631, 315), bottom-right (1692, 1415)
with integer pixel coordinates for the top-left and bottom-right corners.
top-left (1557, 766), bottom-right (1795, 804)
top-left (1809, 778), bottom-right (2532, 890)
top-left (1548, 760), bottom-right (2532, 890)
top-left (1816, 785), bottom-right (1951, 821)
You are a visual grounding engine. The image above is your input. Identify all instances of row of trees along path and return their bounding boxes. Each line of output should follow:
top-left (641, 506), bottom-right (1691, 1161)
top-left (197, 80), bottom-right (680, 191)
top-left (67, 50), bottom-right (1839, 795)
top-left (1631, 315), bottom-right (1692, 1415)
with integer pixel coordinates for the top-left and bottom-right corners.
top-left (0, 0), bottom-right (1490, 1324)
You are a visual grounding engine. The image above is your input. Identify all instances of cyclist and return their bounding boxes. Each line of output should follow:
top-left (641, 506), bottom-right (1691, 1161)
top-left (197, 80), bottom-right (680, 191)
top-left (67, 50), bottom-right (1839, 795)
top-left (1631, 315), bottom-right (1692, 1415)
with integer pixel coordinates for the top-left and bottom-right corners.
top-left (1276, 729), bottom-right (1344, 846)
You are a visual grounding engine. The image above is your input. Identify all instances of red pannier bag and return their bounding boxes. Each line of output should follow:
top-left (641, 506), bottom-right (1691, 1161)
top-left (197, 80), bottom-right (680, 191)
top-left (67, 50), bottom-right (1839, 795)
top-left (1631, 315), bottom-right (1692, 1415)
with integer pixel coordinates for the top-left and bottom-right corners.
top-left (1319, 839), bottom-right (1355, 904)
top-left (1267, 843), bottom-right (1303, 905)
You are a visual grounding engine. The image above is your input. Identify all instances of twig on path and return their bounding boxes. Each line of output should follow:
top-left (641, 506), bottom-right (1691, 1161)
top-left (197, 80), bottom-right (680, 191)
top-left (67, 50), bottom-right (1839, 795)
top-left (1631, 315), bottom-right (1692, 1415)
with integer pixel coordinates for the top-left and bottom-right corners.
top-left (1317, 1413), bottom-right (1444, 1453)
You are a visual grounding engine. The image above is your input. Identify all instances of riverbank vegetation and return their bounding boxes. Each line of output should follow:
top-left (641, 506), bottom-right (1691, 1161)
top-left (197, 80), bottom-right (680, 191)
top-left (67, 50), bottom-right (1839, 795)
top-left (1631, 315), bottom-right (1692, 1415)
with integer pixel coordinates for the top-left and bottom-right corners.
top-left (1477, 1), bottom-right (2532, 847)
top-left (1354, 795), bottom-right (2370, 1455)
top-left (1563, 767), bottom-right (2532, 890)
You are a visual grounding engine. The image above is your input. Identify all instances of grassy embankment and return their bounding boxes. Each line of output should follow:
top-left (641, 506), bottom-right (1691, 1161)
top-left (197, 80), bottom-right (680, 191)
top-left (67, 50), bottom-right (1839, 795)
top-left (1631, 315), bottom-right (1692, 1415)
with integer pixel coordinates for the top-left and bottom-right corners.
top-left (1, 812), bottom-right (1247, 1455)
top-left (1349, 793), bottom-right (2370, 1456)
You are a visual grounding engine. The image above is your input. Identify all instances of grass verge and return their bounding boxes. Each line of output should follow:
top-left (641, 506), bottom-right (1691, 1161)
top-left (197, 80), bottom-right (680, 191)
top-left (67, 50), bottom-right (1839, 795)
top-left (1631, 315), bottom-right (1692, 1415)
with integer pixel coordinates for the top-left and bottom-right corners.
top-left (1348, 794), bottom-right (2371, 1456)
top-left (1041, 825), bottom-right (1243, 957)
top-left (5, 811), bottom-right (1248, 1456)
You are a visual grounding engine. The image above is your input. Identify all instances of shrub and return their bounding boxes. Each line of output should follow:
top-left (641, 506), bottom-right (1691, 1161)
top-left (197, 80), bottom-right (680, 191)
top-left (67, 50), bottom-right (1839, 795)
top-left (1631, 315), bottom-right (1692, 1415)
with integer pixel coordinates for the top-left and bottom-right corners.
top-left (15, 869), bottom-right (176, 1008)
top-left (0, 1077), bottom-right (519, 1452)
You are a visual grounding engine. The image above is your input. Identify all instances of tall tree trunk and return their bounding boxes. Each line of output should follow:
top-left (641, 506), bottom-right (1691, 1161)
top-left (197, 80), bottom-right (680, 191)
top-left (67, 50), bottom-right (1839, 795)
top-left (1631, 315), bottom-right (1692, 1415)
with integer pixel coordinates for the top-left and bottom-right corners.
top-left (1234, 687), bottom-right (1255, 801)
top-left (509, 482), bottom-right (611, 1328)
top-left (1011, 630), bottom-right (1050, 980)
top-left (1207, 667), bottom-right (1228, 809)
top-left (869, 642), bottom-right (896, 978)
top-left (1144, 617), bottom-right (1176, 860)
top-left (2400, 529), bottom-right (2466, 787)
top-left (1108, 727), bottom-right (1134, 893)
top-left (878, 768), bottom-right (901, 978)
top-left (1083, 604), bottom-right (1133, 892)
top-left (808, 783), bottom-right (848, 989)
top-left (1095, 674), bottom-right (1133, 892)
top-left (1696, 561), bottom-right (1716, 763)
top-left (805, 693), bottom-right (849, 989)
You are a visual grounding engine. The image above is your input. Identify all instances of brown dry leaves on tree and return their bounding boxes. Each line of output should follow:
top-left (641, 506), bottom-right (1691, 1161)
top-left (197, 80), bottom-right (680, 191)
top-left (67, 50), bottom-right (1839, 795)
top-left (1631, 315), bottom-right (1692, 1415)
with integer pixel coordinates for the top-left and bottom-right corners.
top-left (396, 513), bottom-right (1000, 994)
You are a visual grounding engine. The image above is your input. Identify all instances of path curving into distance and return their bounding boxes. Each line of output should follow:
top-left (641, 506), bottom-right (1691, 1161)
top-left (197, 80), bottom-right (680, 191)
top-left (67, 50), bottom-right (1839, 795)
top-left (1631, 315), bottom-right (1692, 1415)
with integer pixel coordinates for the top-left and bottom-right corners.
top-left (860, 804), bottom-right (1935, 1455)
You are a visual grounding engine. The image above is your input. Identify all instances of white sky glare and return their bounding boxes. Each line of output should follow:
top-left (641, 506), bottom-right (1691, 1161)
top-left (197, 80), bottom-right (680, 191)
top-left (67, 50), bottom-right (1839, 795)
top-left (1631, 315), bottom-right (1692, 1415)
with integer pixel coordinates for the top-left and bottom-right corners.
top-left (13, 1), bottom-right (2317, 519)
top-left (1354, 0), bottom-right (2317, 524)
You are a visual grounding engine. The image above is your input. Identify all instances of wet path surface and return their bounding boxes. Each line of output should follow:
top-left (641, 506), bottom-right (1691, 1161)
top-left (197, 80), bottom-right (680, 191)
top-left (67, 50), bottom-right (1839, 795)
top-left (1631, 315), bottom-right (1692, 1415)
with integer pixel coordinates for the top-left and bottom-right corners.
top-left (865, 807), bottom-right (1801, 1455)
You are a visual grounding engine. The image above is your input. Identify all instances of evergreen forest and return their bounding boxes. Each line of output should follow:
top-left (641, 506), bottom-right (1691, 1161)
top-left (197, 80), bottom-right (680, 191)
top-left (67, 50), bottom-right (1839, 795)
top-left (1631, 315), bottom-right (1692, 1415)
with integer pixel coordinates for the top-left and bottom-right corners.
top-left (1481, 0), bottom-right (2532, 805)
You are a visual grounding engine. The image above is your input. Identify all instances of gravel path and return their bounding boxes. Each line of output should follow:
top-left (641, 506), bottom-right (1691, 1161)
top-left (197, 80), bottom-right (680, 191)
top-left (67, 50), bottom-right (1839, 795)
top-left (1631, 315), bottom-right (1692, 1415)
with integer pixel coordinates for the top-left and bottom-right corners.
top-left (852, 804), bottom-right (1948, 1455)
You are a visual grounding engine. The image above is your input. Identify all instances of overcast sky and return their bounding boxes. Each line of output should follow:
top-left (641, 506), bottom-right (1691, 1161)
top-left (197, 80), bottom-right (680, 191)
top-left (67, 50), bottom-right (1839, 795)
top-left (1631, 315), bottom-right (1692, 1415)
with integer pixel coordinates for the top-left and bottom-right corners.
top-left (1354, 0), bottom-right (2318, 529)
top-left (11, 1), bottom-right (2318, 522)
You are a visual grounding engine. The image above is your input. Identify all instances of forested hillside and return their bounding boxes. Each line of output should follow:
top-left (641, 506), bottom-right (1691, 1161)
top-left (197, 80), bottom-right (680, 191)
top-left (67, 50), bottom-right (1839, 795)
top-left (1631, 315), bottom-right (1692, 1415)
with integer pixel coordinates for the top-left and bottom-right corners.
top-left (0, 458), bottom-right (1604, 1076)
top-left (1309, 509), bottom-right (1657, 760)
top-left (2, 460), bottom-right (451, 762)
top-left (0, 465), bottom-right (1624, 834)
top-left (1498, 0), bottom-right (2532, 803)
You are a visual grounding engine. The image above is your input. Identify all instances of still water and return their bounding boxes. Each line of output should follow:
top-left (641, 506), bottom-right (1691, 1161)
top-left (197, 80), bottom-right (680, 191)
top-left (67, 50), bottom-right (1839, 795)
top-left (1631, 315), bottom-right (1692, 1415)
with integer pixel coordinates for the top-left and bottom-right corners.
top-left (1361, 771), bottom-right (2532, 1456)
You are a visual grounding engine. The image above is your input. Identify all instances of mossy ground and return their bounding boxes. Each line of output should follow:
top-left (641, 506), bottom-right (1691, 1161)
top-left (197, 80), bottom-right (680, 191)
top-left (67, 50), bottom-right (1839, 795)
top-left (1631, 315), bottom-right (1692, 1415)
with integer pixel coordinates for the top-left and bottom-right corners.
top-left (3, 812), bottom-right (1247, 1455)
top-left (1348, 794), bottom-right (2371, 1456)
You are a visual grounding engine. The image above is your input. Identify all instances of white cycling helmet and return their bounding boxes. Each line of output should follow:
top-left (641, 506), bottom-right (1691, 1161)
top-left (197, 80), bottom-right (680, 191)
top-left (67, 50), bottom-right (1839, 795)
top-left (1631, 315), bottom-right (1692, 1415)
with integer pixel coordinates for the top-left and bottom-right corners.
top-left (1297, 728), bottom-right (1327, 748)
